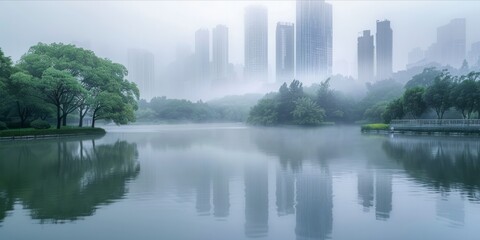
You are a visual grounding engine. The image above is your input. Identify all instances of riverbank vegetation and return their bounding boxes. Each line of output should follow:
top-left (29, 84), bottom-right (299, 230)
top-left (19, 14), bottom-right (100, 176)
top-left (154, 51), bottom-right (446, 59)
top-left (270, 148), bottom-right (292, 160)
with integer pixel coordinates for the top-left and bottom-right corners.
top-left (383, 69), bottom-right (480, 122)
top-left (0, 127), bottom-right (106, 138)
top-left (0, 44), bottom-right (139, 130)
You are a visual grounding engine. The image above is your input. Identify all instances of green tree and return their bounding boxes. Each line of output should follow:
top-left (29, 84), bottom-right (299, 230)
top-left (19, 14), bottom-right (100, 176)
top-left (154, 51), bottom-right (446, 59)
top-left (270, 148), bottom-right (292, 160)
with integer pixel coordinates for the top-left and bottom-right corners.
top-left (382, 98), bottom-right (405, 123)
top-left (316, 78), bottom-right (337, 119)
top-left (424, 71), bottom-right (454, 119)
top-left (39, 68), bottom-right (85, 129)
top-left (451, 72), bottom-right (480, 119)
top-left (363, 102), bottom-right (388, 122)
top-left (292, 97), bottom-right (325, 126)
top-left (277, 80), bottom-right (304, 123)
top-left (247, 98), bottom-right (279, 126)
top-left (403, 87), bottom-right (427, 119)
top-left (404, 67), bottom-right (441, 89)
top-left (5, 72), bottom-right (52, 127)
top-left (0, 48), bottom-right (14, 119)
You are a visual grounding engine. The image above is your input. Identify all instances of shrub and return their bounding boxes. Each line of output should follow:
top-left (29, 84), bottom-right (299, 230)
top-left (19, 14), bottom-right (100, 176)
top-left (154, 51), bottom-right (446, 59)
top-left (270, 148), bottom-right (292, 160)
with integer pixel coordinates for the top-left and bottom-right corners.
top-left (0, 121), bottom-right (7, 130)
top-left (361, 123), bottom-right (389, 131)
top-left (30, 120), bottom-right (51, 129)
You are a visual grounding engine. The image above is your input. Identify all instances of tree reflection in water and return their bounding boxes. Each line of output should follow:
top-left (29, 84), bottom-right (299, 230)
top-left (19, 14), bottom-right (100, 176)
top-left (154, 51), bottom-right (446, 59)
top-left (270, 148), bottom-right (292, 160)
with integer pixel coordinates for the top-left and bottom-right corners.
top-left (0, 136), bottom-right (140, 224)
top-left (383, 136), bottom-right (480, 203)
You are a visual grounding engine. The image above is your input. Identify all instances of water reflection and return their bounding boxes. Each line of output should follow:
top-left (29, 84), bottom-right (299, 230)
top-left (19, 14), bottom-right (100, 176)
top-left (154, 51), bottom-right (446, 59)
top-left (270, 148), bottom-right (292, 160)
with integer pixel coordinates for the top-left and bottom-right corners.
top-left (213, 162), bottom-right (230, 218)
top-left (357, 170), bottom-right (374, 211)
top-left (0, 136), bottom-right (139, 224)
top-left (383, 136), bottom-right (480, 202)
top-left (244, 160), bottom-right (269, 238)
top-left (295, 167), bottom-right (333, 240)
top-left (276, 166), bottom-right (295, 216)
top-left (375, 171), bottom-right (393, 220)
top-left (3, 125), bottom-right (480, 239)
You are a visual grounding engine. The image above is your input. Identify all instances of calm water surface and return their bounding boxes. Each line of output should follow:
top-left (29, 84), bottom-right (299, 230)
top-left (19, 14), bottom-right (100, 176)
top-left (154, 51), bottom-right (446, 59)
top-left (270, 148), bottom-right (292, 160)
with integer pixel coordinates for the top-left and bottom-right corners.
top-left (1, 124), bottom-right (480, 240)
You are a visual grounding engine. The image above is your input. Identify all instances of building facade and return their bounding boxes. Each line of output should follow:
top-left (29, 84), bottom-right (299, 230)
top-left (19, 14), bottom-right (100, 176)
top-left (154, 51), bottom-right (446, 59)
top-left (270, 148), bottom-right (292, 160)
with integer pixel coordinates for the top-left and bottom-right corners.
top-left (376, 20), bottom-right (393, 81)
top-left (296, 0), bottom-right (332, 83)
top-left (437, 18), bottom-right (466, 68)
top-left (244, 5), bottom-right (268, 82)
top-left (127, 48), bottom-right (155, 101)
top-left (195, 29), bottom-right (210, 84)
top-left (212, 25), bottom-right (229, 83)
top-left (357, 30), bottom-right (375, 82)
top-left (276, 22), bottom-right (295, 84)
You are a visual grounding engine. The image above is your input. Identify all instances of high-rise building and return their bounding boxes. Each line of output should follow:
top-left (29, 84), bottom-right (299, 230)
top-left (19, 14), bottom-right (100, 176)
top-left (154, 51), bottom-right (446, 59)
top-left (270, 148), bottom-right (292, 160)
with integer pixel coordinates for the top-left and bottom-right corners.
top-left (436, 18), bottom-right (466, 68)
top-left (276, 22), bottom-right (295, 83)
top-left (127, 48), bottom-right (155, 101)
top-left (357, 30), bottom-right (374, 82)
top-left (376, 20), bottom-right (393, 81)
top-left (468, 41), bottom-right (480, 67)
top-left (195, 29), bottom-right (210, 83)
top-left (244, 5), bottom-right (268, 82)
top-left (296, 0), bottom-right (332, 83)
top-left (212, 25), bottom-right (229, 83)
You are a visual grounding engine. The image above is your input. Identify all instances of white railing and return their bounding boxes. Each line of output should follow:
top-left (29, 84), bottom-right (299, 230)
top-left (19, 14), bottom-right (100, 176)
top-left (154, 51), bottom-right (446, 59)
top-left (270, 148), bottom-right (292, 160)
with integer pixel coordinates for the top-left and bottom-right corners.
top-left (391, 119), bottom-right (480, 126)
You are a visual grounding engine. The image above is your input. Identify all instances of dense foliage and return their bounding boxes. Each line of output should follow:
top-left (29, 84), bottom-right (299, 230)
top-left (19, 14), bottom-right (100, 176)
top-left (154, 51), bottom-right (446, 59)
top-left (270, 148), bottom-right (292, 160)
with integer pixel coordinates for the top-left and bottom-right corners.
top-left (248, 80), bottom-right (327, 126)
top-left (135, 94), bottom-right (262, 123)
top-left (0, 44), bottom-right (139, 129)
top-left (383, 70), bottom-right (480, 122)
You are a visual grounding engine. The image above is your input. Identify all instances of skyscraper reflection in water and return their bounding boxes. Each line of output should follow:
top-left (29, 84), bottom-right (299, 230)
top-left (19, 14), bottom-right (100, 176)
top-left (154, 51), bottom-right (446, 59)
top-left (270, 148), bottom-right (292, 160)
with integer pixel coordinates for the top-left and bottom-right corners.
top-left (375, 171), bottom-right (392, 220)
top-left (213, 163), bottom-right (230, 218)
top-left (357, 170), bottom-right (374, 211)
top-left (195, 163), bottom-right (211, 216)
top-left (245, 160), bottom-right (269, 238)
top-left (295, 166), bottom-right (333, 240)
top-left (276, 166), bottom-right (295, 216)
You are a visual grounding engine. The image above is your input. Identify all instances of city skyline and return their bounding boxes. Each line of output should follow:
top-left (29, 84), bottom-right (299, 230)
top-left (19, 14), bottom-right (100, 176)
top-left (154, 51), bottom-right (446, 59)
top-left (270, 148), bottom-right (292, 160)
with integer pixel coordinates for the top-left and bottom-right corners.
top-left (2, 1), bottom-right (479, 79)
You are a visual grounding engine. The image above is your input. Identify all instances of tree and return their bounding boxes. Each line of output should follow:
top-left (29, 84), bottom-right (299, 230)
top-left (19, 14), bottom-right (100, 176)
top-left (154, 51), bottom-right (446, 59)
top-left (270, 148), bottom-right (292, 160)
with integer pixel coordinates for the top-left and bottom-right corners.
top-left (316, 78), bottom-right (337, 119)
top-left (18, 43), bottom-right (101, 126)
top-left (89, 62), bottom-right (139, 128)
top-left (5, 72), bottom-right (52, 127)
top-left (292, 97), bottom-right (325, 126)
top-left (451, 72), bottom-right (479, 119)
top-left (404, 67), bottom-right (441, 89)
top-left (363, 102), bottom-right (388, 123)
top-left (403, 87), bottom-right (427, 119)
top-left (277, 80), bottom-right (304, 123)
top-left (424, 71), bottom-right (454, 119)
top-left (247, 98), bottom-right (279, 126)
top-left (39, 68), bottom-right (85, 129)
top-left (0, 48), bottom-right (14, 119)
top-left (382, 98), bottom-right (405, 123)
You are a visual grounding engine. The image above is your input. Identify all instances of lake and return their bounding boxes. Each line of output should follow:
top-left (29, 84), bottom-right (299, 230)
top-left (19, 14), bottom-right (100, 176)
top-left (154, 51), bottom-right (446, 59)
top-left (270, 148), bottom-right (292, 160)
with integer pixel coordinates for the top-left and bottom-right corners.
top-left (0, 124), bottom-right (479, 240)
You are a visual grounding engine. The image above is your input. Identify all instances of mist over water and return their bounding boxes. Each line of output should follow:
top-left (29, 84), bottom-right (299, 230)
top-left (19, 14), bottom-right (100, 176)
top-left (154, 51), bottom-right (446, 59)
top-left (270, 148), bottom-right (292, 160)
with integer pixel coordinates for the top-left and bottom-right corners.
top-left (1, 124), bottom-right (480, 239)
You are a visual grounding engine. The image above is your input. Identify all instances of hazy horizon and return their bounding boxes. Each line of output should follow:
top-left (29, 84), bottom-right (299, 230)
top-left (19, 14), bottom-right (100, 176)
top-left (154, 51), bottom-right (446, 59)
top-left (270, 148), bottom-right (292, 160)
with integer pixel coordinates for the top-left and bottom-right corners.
top-left (1, 0), bottom-right (480, 101)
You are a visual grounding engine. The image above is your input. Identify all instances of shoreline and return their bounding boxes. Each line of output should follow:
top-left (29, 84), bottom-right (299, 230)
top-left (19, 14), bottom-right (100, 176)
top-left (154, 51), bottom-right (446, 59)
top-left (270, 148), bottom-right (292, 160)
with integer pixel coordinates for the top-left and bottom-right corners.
top-left (0, 127), bottom-right (106, 141)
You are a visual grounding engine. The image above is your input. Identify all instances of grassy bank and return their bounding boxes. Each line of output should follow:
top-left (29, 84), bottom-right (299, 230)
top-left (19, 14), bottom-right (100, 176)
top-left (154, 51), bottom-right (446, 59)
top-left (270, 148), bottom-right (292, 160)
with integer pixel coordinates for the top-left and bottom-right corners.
top-left (0, 127), bottom-right (106, 138)
top-left (361, 123), bottom-right (389, 131)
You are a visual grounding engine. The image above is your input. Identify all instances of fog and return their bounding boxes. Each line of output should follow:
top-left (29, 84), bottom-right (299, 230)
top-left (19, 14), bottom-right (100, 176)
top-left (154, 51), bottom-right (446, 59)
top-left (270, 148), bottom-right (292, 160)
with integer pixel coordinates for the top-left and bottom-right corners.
top-left (1, 0), bottom-right (480, 101)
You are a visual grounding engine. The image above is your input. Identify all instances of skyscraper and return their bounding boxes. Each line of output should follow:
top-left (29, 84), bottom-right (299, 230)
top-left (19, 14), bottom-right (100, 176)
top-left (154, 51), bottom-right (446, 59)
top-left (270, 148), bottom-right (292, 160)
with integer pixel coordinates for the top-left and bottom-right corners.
top-left (468, 41), bottom-right (480, 66)
top-left (376, 20), bottom-right (393, 81)
top-left (244, 5), bottom-right (268, 82)
top-left (357, 30), bottom-right (374, 82)
top-left (195, 29), bottom-right (210, 83)
top-left (437, 18), bottom-right (466, 68)
top-left (276, 22), bottom-right (295, 84)
top-left (127, 48), bottom-right (155, 101)
top-left (296, 0), bottom-right (332, 83)
top-left (212, 25), bottom-right (229, 83)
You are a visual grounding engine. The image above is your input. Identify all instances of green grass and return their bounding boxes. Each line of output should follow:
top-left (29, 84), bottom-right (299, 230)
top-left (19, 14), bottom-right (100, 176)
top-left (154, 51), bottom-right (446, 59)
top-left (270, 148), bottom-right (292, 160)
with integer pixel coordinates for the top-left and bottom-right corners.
top-left (0, 127), bottom-right (106, 138)
top-left (361, 123), bottom-right (390, 131)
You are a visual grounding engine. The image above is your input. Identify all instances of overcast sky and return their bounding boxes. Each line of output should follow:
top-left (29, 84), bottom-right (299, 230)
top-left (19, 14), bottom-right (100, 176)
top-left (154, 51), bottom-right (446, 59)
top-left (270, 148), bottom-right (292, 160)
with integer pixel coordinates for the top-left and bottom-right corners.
top-left (1, 0), bottom-right (479, 78)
